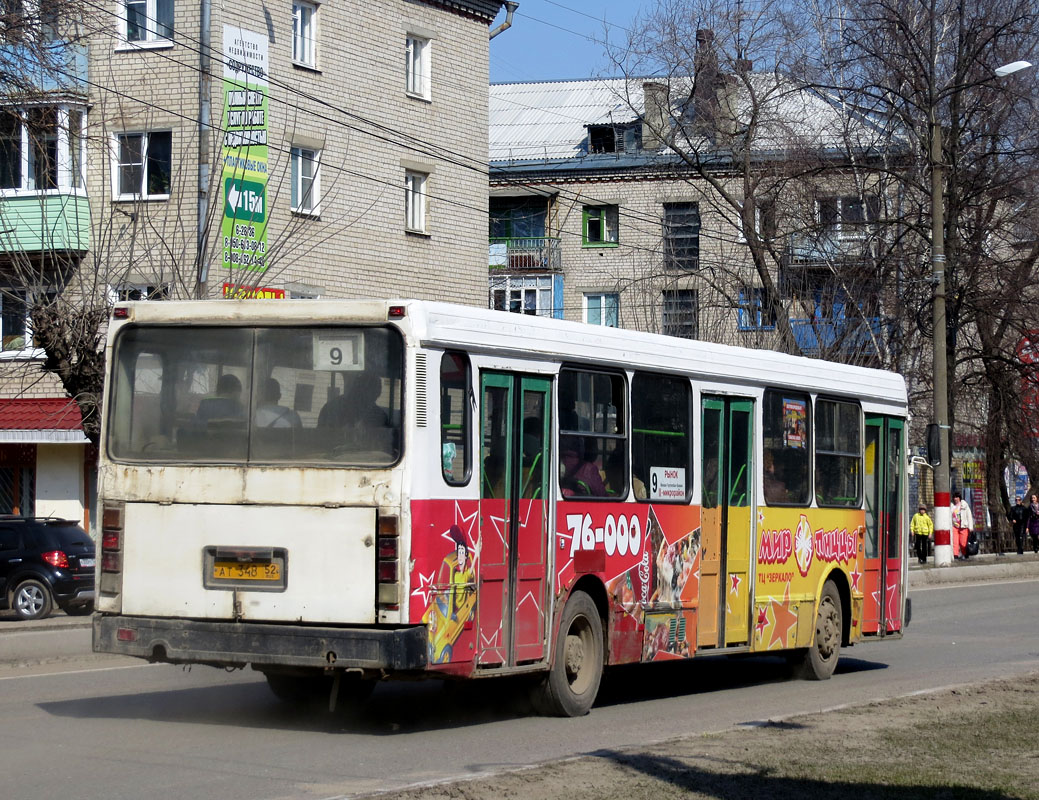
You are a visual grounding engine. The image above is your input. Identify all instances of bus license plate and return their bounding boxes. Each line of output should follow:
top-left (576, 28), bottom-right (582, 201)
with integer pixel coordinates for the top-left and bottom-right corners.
top-left (212, 561), bottom-right (282, 581)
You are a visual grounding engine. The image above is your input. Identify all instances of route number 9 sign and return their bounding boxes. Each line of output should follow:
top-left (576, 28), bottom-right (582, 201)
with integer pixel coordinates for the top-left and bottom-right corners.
top-left (313, 333), bottom-right (364, 371)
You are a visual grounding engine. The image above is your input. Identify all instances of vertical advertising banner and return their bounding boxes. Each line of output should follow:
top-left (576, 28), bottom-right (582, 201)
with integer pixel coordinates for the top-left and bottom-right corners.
top-left (221, 26), bottom-right (269, 274)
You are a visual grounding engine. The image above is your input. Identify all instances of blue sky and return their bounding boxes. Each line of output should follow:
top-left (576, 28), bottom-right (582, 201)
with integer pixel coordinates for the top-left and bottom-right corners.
top-left (489, 0), bottom-right (650, 83)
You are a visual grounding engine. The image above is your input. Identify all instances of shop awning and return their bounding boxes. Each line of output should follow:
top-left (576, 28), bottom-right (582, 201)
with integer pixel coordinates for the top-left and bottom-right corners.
top-left (0, 399), bottom-right (89, 444)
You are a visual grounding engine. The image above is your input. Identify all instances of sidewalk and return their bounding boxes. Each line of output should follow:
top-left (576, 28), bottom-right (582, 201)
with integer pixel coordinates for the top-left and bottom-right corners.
top-left (908, 550), bottom-right (1039, 585)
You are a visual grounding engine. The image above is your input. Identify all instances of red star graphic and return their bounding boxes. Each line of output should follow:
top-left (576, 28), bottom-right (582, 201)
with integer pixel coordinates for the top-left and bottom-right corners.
top-left (885, 577), bottom-right (901, 631)
top-left (755, 606), bottom-right (769, 638)
top-left (850, 567), bottom-right (862, 592)
top-left (729, 573), bottom-right (742, 594)
top-left (768, 584), bottom-right (798, 650)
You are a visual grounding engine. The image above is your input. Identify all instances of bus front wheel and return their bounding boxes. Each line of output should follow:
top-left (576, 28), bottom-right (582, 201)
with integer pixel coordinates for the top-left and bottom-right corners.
top-left (534, 590), bottom-right (603, 717)
top-left (794, 580), bottom-right (842, 680)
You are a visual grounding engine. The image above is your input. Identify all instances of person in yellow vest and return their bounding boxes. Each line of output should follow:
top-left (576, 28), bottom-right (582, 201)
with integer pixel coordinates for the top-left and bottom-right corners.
top-left (910, 505), bottom-right (934, 564)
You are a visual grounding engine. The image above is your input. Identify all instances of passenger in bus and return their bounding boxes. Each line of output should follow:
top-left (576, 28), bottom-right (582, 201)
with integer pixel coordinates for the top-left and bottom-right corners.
top-left (604, 448), bottom-right (647, 500)
top-left (254, 378), bottom-right (302, 428)
top-left (560, 437), bottom-right (605, 497)
top-left (762, 448), bottom-right (789, 504)
top-left (195, 374), bottom-right (245, 423)
top-left (317, 372), bottom-right (389, 430)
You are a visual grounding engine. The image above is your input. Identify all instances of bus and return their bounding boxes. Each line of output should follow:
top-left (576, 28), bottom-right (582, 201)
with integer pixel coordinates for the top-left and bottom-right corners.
top-left (93, 299), bottom-right (908, 716)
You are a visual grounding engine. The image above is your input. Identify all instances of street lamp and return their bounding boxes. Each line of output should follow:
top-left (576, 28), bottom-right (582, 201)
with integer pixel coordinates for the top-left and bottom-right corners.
top-left (930, 59), bottom-right (1032, 568)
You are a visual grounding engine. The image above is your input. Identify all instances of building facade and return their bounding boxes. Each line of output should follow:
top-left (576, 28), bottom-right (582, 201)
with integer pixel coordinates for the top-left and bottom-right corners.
top-left (0, 0), bottom-right (508, 525)
top-left (488, 76), bottom-right (897, 363)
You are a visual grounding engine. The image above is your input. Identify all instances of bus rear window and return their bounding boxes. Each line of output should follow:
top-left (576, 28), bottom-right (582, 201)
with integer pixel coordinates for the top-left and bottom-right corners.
top-left (108, 325), bottom-right (403, 466)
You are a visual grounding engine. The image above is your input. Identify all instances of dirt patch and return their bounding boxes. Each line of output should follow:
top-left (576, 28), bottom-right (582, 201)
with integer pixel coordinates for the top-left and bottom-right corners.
top-left (371, 673), bottom-right (1039, 800)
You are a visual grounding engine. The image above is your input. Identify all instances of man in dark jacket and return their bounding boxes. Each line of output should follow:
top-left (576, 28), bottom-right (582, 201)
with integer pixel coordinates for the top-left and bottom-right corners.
top-left (1008, 496), bottom-right (1028, 555)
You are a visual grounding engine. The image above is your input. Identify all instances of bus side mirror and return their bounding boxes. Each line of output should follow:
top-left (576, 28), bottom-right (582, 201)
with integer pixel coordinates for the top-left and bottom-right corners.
top-left (926, 423), bottom-right (941, 467)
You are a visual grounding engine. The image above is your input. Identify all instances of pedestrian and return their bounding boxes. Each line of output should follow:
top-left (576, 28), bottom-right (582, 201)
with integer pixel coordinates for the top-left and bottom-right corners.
top-left (1008, 495), bottom-right (1028, 555)
top-left (951, 492), bottom-right (974, 561)
top-left (910, 505), bottom-right (934, 564)
top-left (1028, 494), bottom-right (1039, 554)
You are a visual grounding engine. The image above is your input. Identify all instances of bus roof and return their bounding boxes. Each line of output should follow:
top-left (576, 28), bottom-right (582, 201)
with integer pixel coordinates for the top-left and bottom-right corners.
top-left (112, 298), bottom-right (908, 412)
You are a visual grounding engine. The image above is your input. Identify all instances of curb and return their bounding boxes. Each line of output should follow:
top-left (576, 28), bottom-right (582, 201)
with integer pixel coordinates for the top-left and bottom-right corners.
top-left (909, 558), bottom-right (1039, 586)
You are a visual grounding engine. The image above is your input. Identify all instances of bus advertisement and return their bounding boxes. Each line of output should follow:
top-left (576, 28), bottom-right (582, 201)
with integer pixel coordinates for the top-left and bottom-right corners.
top-left (93, 300), bottom-right (908, 716)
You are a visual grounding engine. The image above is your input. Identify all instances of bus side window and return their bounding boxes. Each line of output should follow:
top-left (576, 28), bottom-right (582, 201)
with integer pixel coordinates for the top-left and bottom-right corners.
top-left (441, 351), bottom-right (471, 485)
top-left (762, 389), bottom-right (811, 505)
top-left (631, 372), bottom-right (691, 502)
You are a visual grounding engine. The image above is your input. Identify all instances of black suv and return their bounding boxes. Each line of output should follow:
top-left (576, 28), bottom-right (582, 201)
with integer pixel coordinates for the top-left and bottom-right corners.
top-left (0, 517), bottom-right (95, 620)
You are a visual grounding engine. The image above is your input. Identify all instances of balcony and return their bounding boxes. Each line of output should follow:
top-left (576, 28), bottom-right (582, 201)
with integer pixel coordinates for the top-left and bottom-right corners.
top-left (489, 237), bottom-right (562, 272)
top-left (0, 41), bottom-right (88, 95)
top-left (785, 232), bottom-right (872, 267)
top-left (790, 316), bottom-right (894, 358)
top-left (0, 194), bottom-right (90, 252)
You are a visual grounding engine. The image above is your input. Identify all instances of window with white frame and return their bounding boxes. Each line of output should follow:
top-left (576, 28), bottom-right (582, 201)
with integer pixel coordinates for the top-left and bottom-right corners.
top-left (584, 292), bottom-right (618, 327)
top-left (1, 288), bottom-right (55, 352)
top-left (123, 0), bottom-right (174, 44)
top-left (109, 283), bottom-right (170, 302)
top-left (115, 131), bottom-right (171, 199)
top-left (662, 288), bottom-right (698, 339)
top-left (405, 170), bottom-right (427, 232)
top-left (490, 274), bottom-right (555, 317)
top-left (0, 105), bottom-right (86, 193)
top-left (405, 35), bottom-right (431, 99)
top-left (290, 145), bottom-right (319, 214)
top-left (292, 1), bottom-right (317, 67)
top-left (737, 286), bottom-right (776, 331)
top-left (817, 195), bottom-right (879, 241)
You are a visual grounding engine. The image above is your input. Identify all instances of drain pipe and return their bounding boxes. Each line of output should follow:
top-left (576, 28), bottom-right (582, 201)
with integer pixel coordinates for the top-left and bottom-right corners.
top-left (490, 1), bottom-right (518, 39)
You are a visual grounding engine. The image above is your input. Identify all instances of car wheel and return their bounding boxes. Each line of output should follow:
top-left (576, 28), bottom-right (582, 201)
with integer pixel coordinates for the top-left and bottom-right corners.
top-left (794, 580), bottom-right (842, 680)
top-left (12, 578), bottom-right (54, 621)
top-left (532, 590), bottom-right (603, 717)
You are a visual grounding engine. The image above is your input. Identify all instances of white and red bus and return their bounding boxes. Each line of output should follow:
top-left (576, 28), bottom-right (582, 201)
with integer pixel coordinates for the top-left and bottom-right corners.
top-left (94, 299), bottom-right (908, 716)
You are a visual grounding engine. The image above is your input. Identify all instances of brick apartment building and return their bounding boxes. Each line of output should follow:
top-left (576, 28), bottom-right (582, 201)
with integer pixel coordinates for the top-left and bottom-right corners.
top-left (0, 0), bottom-right (509, 525)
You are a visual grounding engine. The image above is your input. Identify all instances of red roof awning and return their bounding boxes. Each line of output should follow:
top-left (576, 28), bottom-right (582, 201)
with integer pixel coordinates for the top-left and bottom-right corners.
top-left (0, 399), bottom-right (88, 443)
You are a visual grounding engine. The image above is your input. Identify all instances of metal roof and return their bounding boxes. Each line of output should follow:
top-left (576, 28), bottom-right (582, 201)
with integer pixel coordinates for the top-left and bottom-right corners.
top-left (0, 399), bottom-right (88, 443)
top-left (490, 78), bottom-right (640, 162)
top-left (490, 75), bottom-right (888, 168)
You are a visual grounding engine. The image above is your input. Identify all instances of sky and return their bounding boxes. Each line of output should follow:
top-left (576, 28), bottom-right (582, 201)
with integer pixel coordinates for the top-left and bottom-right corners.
top-left (489, 0), bottom-right (650, 83)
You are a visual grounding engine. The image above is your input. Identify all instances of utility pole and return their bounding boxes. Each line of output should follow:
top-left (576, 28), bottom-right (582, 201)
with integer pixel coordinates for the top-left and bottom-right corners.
top-left (929, 58), bottom-right (1031, 567)
top-left (930, 114), bottom-right (953, 567)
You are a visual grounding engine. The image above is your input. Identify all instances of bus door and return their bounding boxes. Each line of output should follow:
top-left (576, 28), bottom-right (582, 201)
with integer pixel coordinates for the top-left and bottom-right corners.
top-left (700, 396), bottom-right (754, 648)
top-left (478, 373), bottom-right (551, 666)
top-left (863, 416), bottom-right (904, 634)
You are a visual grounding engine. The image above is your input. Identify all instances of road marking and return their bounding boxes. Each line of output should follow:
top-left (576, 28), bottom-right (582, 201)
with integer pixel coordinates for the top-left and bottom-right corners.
top-left (0, 662), bottom-right (157, 681)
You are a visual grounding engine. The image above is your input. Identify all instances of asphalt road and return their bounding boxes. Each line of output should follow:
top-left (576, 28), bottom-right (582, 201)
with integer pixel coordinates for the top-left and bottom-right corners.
top-left (1, 572), bottom-right (1038, 800)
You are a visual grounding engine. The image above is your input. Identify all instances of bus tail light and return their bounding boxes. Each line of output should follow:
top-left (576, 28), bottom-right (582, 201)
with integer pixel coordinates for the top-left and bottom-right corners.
top-left (100, 501), bottom-right (125, 604)
top-left (101, 501), bottom-right (124, 572)
top-left (376, 514), bottom-right (400, 609)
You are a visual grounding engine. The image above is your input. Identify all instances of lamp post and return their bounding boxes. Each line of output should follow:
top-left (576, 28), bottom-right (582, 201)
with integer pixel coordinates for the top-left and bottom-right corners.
top-left (930, 60), bottom-right (1032, 568)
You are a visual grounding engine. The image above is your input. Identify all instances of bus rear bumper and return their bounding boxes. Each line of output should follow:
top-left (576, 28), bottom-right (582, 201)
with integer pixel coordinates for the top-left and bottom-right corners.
top-left (93, 614), bottom-right (429, 671)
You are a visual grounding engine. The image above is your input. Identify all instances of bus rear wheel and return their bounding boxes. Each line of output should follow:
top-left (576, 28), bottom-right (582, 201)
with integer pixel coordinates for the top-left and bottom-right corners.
top-left (533, 590), bottom-right (603, 717)
top-left (794, 580), bottom-right (842, 680)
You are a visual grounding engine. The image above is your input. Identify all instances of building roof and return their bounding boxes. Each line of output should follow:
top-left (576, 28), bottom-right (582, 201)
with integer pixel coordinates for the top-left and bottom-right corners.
top-left (0, 399), bottom-right (88, 443)
top-left (490, 78), bottom-right (640, 162)
top-left (429, 0), bottom-right (508, 22)
top-left (490, 75), bottom-right (888, 169)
